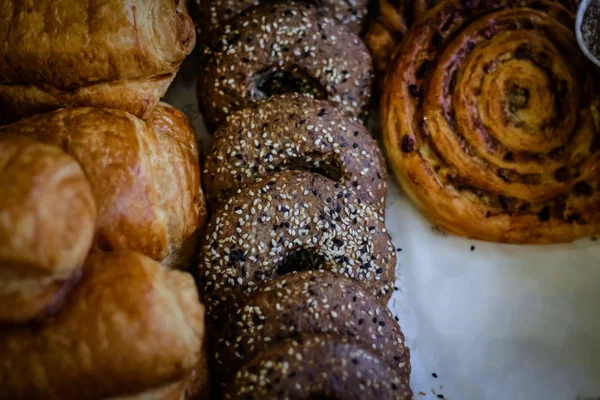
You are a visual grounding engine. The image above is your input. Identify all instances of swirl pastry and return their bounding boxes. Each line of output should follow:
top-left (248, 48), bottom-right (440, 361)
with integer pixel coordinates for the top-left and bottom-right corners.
top-left (203, 94), bottom-right (387, 211)
top-left (225, 335), bottom-right (412, 400)
top-left (0, 135), bottom-right (96, 324)
top-left (198, 170), bottom-right (396, 323)
top-left (197, 1), bottom-right (373, 131)
top-left (365, 0), bottom-right (581, 73)
top-left (382, 0), bottom-right (600, 243)
top-left (0, 103), bottom-right (207, 266)
top-left (0, 0), bottom-right (195, 123)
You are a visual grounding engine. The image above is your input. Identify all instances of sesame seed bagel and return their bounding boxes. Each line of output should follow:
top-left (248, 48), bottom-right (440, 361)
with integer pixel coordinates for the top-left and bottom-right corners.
top-left (203, 94), bottom-right (387, 211)
top-left (216, 270), bottom-right (410, 385)
top-left (197, 1), bottom-right (373, 131)
top-left (224, 334), bottom-right (413, 400)
top-left (192, 0), bottom-right (368, 37)
top-left (198, 170), bottom-right (396, 323)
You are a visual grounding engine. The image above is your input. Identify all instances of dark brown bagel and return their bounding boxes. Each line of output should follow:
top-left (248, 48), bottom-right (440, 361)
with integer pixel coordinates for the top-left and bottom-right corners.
top-left (197, 1), bottom-right (373, 131)
top-left (202, 94), bottom-right (387, 211)
top-left (224, 334), bottom-right (412, 400)
top-left (191, 0), bottom-right (368, 37)
top-left (215, 270), bottom-right (410, 385)
top-left (198, 170), bottom-right (396, 324)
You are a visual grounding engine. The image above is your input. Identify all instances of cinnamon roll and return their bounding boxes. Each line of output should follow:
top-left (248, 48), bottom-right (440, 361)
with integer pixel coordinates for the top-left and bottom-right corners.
top-left (365, 0), bottom-right (581, 74)
top-left (382, 0), bottom-right (600, 243)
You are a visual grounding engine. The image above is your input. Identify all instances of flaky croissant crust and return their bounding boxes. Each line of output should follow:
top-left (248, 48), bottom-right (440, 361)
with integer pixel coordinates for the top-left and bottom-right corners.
top-left (0, 0), bottom-right (195, 121)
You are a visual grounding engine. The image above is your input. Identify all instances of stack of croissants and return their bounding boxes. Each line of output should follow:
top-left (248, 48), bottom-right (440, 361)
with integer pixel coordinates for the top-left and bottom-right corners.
top-left (1, 0), bottom-right (599, 398)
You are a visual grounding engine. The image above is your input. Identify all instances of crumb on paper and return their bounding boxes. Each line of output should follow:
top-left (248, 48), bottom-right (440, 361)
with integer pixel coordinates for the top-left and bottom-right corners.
top-left (431, 225), bottom-right (449, 237)
top-left (418, 391), bottom-right (427, 396)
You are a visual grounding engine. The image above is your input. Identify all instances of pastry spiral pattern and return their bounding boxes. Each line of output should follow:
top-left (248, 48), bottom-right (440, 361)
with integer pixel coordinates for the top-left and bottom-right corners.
top-left (365, 0), bottom-right (580, 73)
top-left (382, 0), bottom-right (600, 243)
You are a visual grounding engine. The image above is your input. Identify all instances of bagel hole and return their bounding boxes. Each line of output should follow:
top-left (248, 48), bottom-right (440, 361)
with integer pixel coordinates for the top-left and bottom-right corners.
top-left (284, 153), bottom-right (343, 182)
top-left (251, 66), bottom-right (327, 100)
top-left (276, 249), bottom-right (326, 277)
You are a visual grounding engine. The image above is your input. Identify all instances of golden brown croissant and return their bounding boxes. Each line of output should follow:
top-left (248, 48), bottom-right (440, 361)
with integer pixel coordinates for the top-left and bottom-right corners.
top-left (0, 103), bottom-right (207, 267)
top-left (0, 0), bottom-right (195, 123)
top-left (0, 251), bottom-right (207, 400)
top-left (0, 134), bottom-right (96, 324)
top-left (382, 0), bottom-right (600, 243)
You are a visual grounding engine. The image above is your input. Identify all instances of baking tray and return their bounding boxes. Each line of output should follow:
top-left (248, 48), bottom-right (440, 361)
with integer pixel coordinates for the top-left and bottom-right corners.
top-left (166, 51), bottom-right (600, 400)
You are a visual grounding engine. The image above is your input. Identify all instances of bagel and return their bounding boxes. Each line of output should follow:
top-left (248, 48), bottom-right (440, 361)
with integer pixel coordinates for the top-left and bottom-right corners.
top-left (198, 170), bottom-right (396, 325)
top-left (197, 1), bottom-right (373, 131)
top-left (225, 334), bottom-right (412, 400)
top-left (203, 94), bottom-right (387, 211)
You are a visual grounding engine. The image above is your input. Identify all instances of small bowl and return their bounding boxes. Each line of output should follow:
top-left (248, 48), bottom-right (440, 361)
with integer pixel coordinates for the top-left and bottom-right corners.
top-left (576, 0), bottom-right (600, 68)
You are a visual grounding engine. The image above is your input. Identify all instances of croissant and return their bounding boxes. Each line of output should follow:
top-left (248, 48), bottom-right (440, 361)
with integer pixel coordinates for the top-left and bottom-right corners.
top-left (0, 134), bottom-right (96, 324)
top-left (0, 103), bottom-right (207, 267)
top-left (0, 251), bottom-right (207, 400)
top-left (0, 0), bottom-right (195, 123)
top-left (382, 0), bottom-right (600, 243)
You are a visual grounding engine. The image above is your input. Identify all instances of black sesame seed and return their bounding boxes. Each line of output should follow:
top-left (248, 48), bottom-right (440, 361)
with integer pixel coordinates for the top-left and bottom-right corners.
top-left (396, 248), bottom-right (402, 252)
top-left (372, 317), bottom-right (377, 323)
top-left (432, 373), bottom-right (438, 378)
top-left (437, 395), bottom-right (444, 399)
top-left (470, 245), bottom-right (475, 251)
top-left (358, 318), bottom-right (364, 325)
top-left (353, 143), bottom-right (359, 148)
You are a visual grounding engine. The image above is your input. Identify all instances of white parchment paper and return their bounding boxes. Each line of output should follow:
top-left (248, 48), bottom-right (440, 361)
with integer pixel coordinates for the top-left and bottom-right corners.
top-left (166, 52), bottom-right (600, 400)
